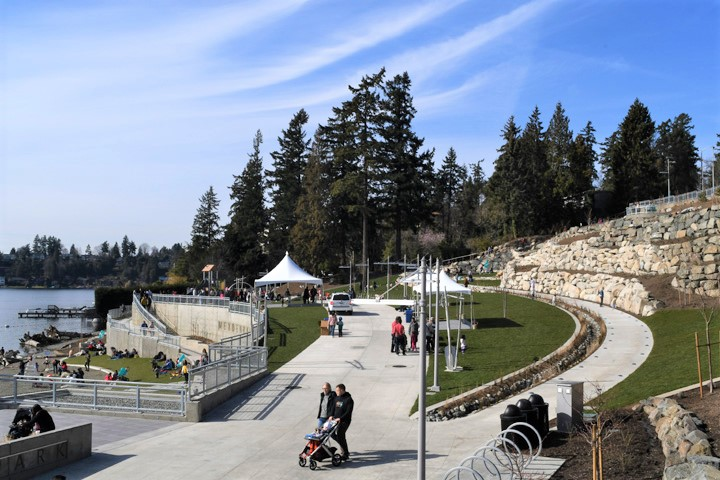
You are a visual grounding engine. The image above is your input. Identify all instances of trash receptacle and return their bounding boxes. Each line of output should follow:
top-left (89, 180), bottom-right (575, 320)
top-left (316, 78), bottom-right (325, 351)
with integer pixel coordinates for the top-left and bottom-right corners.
top-left (515, 398), bottom-right (539, 448)
top-left (405, 308), bottom-right (413, 323)
top-left (529, 393), bottom-right (549, 438)
top-left (500, 404), bottom-right (526, 447)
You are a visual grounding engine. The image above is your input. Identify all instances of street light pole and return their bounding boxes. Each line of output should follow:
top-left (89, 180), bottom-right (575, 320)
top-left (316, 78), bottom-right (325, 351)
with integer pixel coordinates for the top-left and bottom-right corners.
top-left (418, 257), bottom-right (427, 480)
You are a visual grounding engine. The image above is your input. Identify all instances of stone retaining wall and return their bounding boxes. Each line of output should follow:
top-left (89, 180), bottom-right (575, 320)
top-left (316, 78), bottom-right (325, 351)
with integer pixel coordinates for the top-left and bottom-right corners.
top-left (640, 396), bottom-right (720, 479)
top-left (494, 204), bottom-right (720, 316)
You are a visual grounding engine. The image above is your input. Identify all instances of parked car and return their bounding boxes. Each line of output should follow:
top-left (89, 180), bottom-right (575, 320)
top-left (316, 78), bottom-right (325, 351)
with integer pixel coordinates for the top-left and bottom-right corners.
top-left (328, 293), bottom-right (353, 315)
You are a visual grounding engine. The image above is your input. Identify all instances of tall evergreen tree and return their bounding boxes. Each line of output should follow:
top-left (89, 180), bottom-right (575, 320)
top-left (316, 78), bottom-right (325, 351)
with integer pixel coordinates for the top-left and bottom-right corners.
top-left (290, 133), bottom-right (333, 273)
top-left (190, 186), bottom-right (221, 254)
top-left (322, 69), bottom-right (385, 287)
top-left (544, 102), bottom-right (573, 227)
top-left (436, 148), bottom-right (467, 240)
top-left (601, 99), bottom-right (660, 211)
top-left (655, 113), bottom-right (699, 194)
top-left (484, 116), bottom-right (521, 238)
top-left (516, 106), bottom-right (548, 234)
top-left (225, 130), bottom-right (267, 280)
top-left (567, 122), bottom-right (598, 223)
top-left (266, 110), bottom-right (310, 266)
top-left (376, 72), bottom-right (434, 259)
top-left (454, 160), bottom-right (485, 245)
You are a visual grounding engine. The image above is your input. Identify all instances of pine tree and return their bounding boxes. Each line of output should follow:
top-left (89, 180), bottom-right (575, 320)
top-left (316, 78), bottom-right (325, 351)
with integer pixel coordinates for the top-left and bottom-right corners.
top-left (290, 133), bottom-right (332, 273)
top-left (225, 130), bottom-right (267, 279)
top-left (545, 102), bottom-right (573, 227)
top-left (322, 69), bottom-right (385, 286)
top-left (567, 122), bottom-right (598, 223)
top-left (266, 110), bottom-right (310, 266)
top-left (436, 148), bottom-right (467, 241)
top-left (484, 116), bottom-right (521, 238)
top-left (376, 72), bottom-right (434, 259)
top-left (516, 106), bottom-right (548, 234)
top-left (601, 99), bottom-right (660, 211)
top-left (655, 113), bottom-right (699, 194)
top-left (190, 186), bottom-right (221, 254)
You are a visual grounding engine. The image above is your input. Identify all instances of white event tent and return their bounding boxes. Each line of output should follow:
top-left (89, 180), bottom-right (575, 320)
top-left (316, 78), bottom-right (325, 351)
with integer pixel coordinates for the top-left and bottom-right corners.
top-left (254, 252), bottom-right (323, 344)
top-left (254, 251), bottom-right (322, 288)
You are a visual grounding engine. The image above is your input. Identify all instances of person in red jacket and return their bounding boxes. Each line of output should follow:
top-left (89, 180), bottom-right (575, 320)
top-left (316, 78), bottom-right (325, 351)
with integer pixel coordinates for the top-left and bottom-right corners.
top-left (391, 316), bottom-right (406, 355)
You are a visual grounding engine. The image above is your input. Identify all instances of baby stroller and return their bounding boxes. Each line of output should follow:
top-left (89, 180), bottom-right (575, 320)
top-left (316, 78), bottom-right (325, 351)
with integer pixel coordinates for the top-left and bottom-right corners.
top-left (298, 420), bottom-right (343, 470)
top-left (7, 407), bottom-right (33, 440)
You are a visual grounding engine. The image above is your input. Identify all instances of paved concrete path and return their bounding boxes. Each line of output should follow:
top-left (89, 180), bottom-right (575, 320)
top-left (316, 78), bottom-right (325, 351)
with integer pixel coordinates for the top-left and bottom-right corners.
top-left (31, 297), bottom-right (652, 479)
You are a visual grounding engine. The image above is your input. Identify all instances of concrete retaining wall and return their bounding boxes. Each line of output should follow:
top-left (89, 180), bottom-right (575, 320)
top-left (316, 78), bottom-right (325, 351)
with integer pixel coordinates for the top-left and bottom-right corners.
top-left (0, 423), bottom-right (92, 480)
top-left (104, 328), bottom-right (181, 360)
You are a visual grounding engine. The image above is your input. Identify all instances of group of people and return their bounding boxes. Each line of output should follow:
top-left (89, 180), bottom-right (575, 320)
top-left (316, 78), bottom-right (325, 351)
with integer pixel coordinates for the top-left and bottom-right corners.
top-left (316, 383), bottom-right (353, 461)
top-left (326, 312), bottom-right (344, 338)
top-left (302, 285), bottom-right (319, 304)
top-left (391, 315), bottom-right (437, 354)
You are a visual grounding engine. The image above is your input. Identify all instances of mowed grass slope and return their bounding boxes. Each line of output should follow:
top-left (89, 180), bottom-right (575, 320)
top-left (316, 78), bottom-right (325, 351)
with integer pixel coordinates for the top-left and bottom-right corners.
top-left (420, 292), bottom-right (575, 406)
top-left (599, 309), bottom-right (715, 409)
top-left (266, 306), bottom-right (324, 372)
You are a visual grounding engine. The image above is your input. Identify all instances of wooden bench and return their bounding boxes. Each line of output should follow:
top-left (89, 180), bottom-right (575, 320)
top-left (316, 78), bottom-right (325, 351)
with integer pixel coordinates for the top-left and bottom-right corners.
top-left (0, 423), bottom-right (92, 480)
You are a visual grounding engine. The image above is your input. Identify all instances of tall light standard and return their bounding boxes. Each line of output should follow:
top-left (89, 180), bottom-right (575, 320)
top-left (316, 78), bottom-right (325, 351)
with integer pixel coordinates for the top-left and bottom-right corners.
top-left (417, 257), bottom-right (427, 479)
top-left (661, 156), bottom-right (673, 197)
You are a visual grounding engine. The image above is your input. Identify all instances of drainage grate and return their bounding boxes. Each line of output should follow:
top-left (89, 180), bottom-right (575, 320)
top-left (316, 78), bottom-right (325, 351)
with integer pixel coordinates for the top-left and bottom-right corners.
top-left (285, 385), bottom-right (302, 390)
top-left (392, 365), bottom-right (407, 368)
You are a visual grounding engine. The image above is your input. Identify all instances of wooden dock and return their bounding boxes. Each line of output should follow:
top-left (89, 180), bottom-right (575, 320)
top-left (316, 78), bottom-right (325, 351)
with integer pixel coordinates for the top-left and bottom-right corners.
top-left (18, 305), bottom-right (91, 319)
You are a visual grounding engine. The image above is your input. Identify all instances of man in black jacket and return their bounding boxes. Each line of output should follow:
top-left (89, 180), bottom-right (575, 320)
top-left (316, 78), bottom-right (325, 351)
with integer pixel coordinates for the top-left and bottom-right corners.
top-left (329, 384), bottom-right (354, 460)
top-left (317, 382), bottom-right (336, 429)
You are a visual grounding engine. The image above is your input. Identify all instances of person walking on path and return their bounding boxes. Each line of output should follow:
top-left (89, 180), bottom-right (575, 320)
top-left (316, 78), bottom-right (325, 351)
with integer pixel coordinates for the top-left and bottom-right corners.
top-left (425, 318), bottom-right (435, 353)
top-left (317, 382), bottom-right (336, 429)
top-left (328, 313), bottom-right (337, 338)
top-left (410, 318), bottom-right (419, 352)
top-left (329, 384), bottom-right (353, 460)
top-left (337, 317), bottom-right (344, 337)
top-left (392, 317), bottom-right (406, 355)
top-left (599, 288), bottom-right (605, 307)
top-left (84, 352), bottom-right (91, 371)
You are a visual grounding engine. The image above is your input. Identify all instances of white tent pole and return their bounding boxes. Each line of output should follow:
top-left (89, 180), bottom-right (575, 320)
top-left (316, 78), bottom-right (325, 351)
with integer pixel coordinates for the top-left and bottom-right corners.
top-left (454, 297), bottom-right (463, 370)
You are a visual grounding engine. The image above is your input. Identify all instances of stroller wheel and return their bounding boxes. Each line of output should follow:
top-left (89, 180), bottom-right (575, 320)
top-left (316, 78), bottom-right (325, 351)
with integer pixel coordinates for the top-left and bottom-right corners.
top-left (298, 457), bottom-right (307, 467)
top-left (332, 453), bottom-right (343, 466)
top-left (309, 459), bottom-right (317, 470)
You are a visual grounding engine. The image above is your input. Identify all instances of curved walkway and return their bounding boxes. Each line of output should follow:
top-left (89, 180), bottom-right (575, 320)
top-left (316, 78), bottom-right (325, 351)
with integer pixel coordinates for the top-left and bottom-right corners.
top-left (35, 297), bottom-right (652, 479)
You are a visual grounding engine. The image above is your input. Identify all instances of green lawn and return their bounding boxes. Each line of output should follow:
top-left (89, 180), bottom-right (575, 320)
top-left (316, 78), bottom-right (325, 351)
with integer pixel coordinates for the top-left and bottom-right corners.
top-left (598, 309), bottom-right (714, 409)
top-left (65, 355), bottom-right (184, 383)
top-left (417, 292), bottom-right (575, 409)
top-left (266, 306), bottom-right (324, 372)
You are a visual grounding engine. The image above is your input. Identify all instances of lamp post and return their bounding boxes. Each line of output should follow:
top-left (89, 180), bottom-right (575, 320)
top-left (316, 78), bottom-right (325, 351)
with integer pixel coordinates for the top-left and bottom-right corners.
top-left (418, 257), bottom-right (427, 480)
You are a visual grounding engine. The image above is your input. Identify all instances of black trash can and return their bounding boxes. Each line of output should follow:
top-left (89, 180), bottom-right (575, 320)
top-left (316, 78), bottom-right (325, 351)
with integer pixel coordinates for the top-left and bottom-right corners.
top-left (499, 404), bottom-right (526, 447)
top-left (515, 398), bottom-right (539, 448)
top-left (529, 393), bottom-right (549, 438)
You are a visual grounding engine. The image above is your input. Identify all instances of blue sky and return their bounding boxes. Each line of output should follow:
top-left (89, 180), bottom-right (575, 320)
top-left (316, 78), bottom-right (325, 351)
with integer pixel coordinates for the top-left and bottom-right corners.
top-left (1, 0), bottom-right (718, 253)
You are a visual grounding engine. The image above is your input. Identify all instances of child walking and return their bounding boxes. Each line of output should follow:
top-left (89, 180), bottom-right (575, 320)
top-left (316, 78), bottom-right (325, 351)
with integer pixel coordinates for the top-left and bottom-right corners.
top-left (337, 317), bottom-right (344, 337)
top-left (460, 335), bottom-right (467, 354)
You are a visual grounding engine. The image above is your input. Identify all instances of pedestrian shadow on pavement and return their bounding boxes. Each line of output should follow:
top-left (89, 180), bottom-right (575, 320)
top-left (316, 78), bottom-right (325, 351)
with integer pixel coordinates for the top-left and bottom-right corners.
top-left (204, 372), bottom-right (305, 422)
top-left (335, 449), bottom-right (443, 468)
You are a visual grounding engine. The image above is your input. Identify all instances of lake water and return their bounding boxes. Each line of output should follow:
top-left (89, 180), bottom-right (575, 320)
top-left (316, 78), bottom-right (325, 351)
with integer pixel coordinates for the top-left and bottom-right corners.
top-left (0, 289), bottom-right (96, 351)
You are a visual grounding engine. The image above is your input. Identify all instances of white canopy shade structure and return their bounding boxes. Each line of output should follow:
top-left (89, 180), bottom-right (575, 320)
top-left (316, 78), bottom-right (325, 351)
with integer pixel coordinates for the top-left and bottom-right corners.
top-left (254, 252), bottom-right (322, 287)
top-left (409, 269), bottom-right (471, 295)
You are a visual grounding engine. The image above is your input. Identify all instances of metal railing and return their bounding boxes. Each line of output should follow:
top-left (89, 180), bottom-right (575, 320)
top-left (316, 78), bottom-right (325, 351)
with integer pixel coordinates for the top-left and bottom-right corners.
top-left (0, 375), bottom-right (187, 416)
top-left (108, 318), bottom-right (181, 348)
top-left (627, 186), bottom-right (717, 216)
top-left (133, 293), bottom-right (169, 335)
top-left (188, 347), bottom-right (266, 399)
